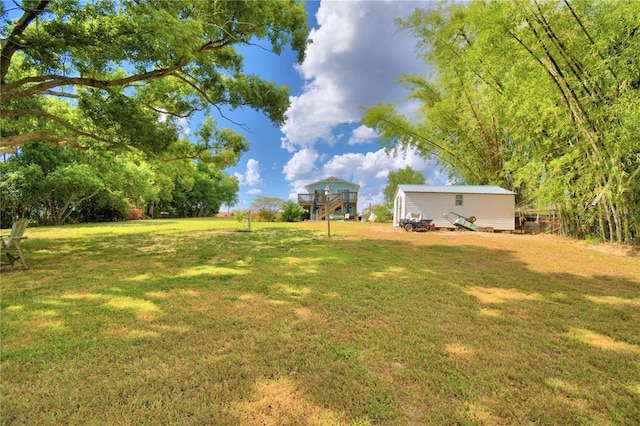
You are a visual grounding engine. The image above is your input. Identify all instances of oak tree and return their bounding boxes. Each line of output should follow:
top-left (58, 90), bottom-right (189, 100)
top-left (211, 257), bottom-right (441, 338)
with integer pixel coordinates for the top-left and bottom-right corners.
top-left (1, 0), bottom-right (308, 166)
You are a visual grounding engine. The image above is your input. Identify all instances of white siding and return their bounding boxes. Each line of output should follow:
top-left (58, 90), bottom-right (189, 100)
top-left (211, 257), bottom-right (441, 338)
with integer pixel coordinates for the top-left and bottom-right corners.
top-left (393, 192), bottom-right (406, 226)
top-left (399, 191), bottom-right (515, 230)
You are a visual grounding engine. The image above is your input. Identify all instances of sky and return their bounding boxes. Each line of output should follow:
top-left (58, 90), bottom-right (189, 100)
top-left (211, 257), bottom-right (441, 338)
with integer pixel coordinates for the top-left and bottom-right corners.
top-left (215, 0), bottom-right (447, 211)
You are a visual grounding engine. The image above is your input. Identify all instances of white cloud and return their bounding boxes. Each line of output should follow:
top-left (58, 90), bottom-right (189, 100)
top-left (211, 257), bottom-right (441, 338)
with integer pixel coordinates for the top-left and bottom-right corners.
top-left (157, 110), bottom-right (191, 135)
top-left (245, 159), bottom-right (262, 186)
top-left (348, 125), bottom-right (378, 145)
top-left (282, 148), bottom-right (321, 181)
top-left (174, 116), bottom-right (191, 136)
top-left (276, 0), bottom-right (446, 211)
top-left (234, 159), bottom-right (262, 186)
top-left (280, 0), bottom-right (425, 151)
top-left (247, 188), bottom-right (262, 195)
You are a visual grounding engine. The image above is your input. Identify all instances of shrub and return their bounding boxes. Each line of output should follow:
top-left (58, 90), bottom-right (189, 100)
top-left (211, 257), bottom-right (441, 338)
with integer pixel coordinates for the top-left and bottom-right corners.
top-left (127, 206), bottom-right (145, 220)
top-left (256, 208), bottom-right (277, 222)
top-left (234, 210), bottom-right (248, 222)
top-left (280, 199), bottom-right (305, 222)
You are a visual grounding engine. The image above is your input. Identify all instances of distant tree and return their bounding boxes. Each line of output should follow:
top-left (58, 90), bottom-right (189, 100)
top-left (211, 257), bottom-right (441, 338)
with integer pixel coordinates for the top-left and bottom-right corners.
top-left (280, 199), bottom-right (305, 222)
top-left (148, 159), bottom-right (197, 217)
top-left (182, 163), bottom-right (223, 217)
top-left (0, 141), bottom-right (176, 224)
top-left (45, 163), bottom-right (105, 224)
top-left (157, 162), bottom-right (239, 217)
top-left (371, 205), bottom-right (393, 223)
top-left (250, 196), bottom-right (283, 222)
top-left (219, 174), bottom-right (240, 213)
top-left (0, 141), bottom-right (104, 224)
top-left (0, 160), bottom-right (46, 226)
top-left (383, 166), bottom-right (425, 206)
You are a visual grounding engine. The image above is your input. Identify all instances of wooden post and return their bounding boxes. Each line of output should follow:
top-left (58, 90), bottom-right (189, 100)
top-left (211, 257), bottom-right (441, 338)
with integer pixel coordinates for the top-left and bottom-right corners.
top-left (326, 197), bottom-right (331, 237)
top-left (325, 185), bottom-right (331, 237)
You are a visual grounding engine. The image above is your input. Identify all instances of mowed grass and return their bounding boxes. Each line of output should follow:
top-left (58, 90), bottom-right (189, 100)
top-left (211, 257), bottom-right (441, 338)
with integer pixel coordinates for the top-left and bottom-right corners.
top-left (2, 218), bottom-right (639, 425)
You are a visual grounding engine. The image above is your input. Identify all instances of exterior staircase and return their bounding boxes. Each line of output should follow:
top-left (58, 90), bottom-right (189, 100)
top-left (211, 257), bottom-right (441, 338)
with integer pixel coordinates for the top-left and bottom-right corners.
top-left (316, 195), bottom-right (343, 220)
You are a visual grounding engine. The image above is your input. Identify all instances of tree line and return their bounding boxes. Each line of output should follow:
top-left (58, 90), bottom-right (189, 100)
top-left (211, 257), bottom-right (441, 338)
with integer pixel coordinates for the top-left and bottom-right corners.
top-left (0, 141), bottom-right (239, 227)
top-left (363, 0), bottom-right (639, 244)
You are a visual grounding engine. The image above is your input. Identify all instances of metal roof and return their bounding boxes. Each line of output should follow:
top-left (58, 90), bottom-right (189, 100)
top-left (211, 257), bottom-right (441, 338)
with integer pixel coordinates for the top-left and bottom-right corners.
top-left (397, 185), bottom-right (516, 195)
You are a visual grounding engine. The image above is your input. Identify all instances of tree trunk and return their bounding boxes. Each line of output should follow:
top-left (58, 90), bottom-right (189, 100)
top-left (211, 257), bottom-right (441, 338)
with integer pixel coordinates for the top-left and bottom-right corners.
top-left (610, 200), bottom-right (622, 244)
top-left (597, 210), bottom-right (606, 242)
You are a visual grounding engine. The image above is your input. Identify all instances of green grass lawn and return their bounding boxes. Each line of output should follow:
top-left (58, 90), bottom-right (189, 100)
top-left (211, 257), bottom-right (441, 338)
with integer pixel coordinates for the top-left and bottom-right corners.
top-left (2, 219), bottom-right (639, 424)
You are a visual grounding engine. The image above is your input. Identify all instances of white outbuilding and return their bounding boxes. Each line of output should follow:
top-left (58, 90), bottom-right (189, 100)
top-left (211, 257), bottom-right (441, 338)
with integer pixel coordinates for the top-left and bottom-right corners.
top-left (393, 185), bottom-right (516, 231)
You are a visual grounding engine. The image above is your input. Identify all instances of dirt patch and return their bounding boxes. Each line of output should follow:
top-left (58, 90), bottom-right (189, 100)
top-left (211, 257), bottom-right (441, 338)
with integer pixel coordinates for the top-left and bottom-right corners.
top-left (446, 343), bottom-right (475, 356)
top-left (294, 307), bottom-right (312, 322)
top-left (585, 243), bottom-right (638, 257)
top-left (348, 225), bottom-right (637, 256)
top-left (227, 377), bottom-right (345, 425)
top-left (465, 287), bottom-right (543, 304)
top-left (584, 295), bottom-right (640, 307)
top-left (566, 328), bottom-right (640, 354)
top-left (332, 223), bottom-right (640, 281)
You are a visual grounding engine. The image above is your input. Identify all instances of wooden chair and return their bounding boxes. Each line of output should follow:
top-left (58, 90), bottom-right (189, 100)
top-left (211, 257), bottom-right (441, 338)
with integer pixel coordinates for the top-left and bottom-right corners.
top-left (1, 218), bottom-right (29, 269)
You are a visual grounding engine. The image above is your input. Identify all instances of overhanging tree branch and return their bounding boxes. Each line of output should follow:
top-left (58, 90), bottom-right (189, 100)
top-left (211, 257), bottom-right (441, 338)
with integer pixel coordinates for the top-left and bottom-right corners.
top-left (2, 109), bottom-right (111, 143)
top-left (2, 58), bottom-right (186, 102)
top-left (171, 71), bottom-right (251, 131)
top-left (376, 117), bottom-right (482, 182)
top-left (0, 0), bottom-right (51, 83)
top-left (0, 132), bottom-right (86, 154)
top-left (145, 104), bottom-right (202, 118)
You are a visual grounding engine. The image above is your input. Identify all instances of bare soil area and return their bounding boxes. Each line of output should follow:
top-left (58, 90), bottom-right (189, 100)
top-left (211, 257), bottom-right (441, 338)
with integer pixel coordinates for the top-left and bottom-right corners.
top-left (324, 223), bottom-right (640, 281)
top-left (357, 225), bottom-right (637, 257)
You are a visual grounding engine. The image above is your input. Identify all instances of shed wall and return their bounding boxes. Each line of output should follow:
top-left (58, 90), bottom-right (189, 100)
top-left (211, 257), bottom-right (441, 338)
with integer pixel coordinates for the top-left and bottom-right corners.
top-left (394, 191), bottom-right (406, 225)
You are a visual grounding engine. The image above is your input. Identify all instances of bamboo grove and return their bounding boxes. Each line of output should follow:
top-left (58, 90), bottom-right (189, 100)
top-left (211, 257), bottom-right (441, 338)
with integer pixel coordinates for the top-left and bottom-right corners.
top-left (362, 0), bottom-right (639, 244)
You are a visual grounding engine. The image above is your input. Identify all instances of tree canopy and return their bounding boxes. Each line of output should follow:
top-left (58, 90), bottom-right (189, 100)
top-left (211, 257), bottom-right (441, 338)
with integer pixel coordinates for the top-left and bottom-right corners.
top-left (1, 0), bottom-right (309, 226)
top-left (362, 0), bottom-right (639, 244)
top-left (250, 195), bottom-right (282, 222)
top-left (0, 141), bottom-right (241, 225)
top-left (280, 199), bottom-right (305, 222)
top-left (383, 166), bottom-right (425, 207)
top-left (1, 0), bottom-right (308, 164)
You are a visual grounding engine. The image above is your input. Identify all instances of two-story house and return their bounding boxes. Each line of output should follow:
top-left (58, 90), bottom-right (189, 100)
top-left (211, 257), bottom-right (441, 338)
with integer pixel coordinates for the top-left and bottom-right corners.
top-left (297, 177), bottom-right (359, 221)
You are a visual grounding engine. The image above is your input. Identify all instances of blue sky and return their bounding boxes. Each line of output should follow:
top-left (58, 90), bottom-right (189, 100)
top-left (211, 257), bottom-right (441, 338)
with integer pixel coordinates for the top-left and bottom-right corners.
top-left (204, 1), bottom-right (447, 211)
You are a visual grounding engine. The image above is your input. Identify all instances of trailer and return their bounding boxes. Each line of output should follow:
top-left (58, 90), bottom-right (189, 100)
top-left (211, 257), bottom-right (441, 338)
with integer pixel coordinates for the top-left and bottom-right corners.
top-left (400, 218), bottom-right (435, 232)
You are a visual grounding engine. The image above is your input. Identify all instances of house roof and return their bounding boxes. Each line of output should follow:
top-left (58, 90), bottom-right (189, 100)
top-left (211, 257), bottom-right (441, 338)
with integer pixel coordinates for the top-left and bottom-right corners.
top-left (304, 176), bottom-right (360, 191)
top-left (397, 185), bottom-right (516, 195)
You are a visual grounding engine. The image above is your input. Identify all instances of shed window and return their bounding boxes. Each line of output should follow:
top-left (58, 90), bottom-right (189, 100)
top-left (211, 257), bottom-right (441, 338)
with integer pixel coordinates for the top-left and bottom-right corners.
top-left (455, 194), bottom-right (463, 206)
